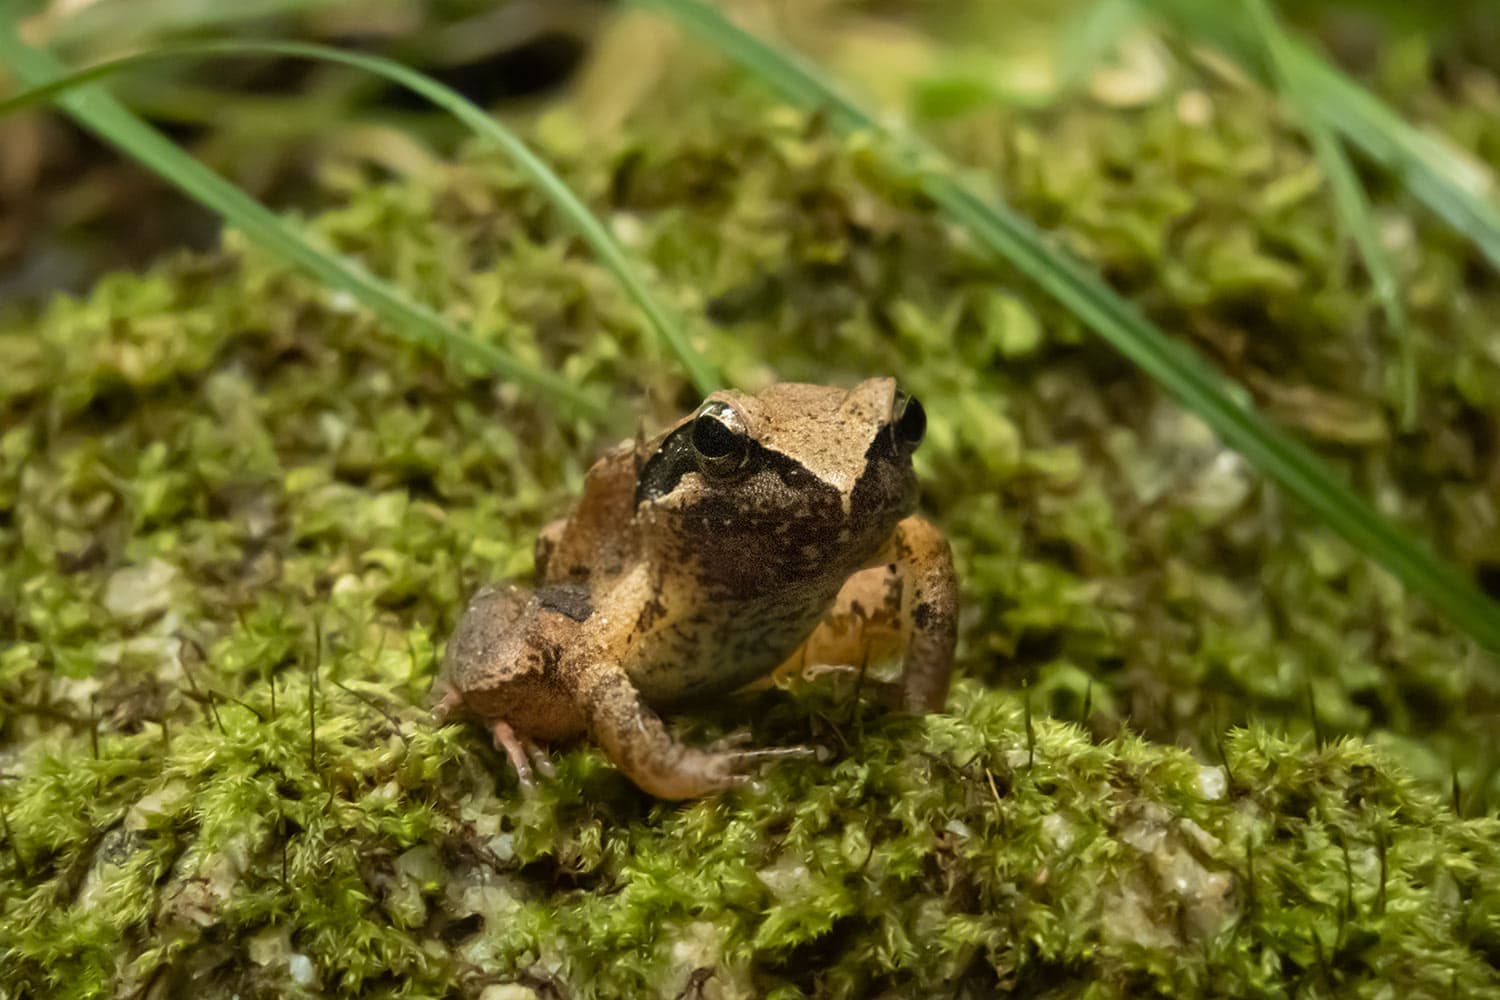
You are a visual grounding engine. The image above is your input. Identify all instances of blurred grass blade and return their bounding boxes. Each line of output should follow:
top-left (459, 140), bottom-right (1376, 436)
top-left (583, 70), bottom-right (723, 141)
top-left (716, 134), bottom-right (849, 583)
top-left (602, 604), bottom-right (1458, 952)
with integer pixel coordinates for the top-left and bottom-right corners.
top-left (1288, 44), bottom-right (1500, 277)
top-left (630, 0), bottom-right (1500, 654)
top-left (1145, 0), bottom-right (1500, 277)
top-left (0, 27), bottom-right (602, 416)
top-left (17, 39), bottom-right (719, 395)
top-left (1245, 0), bottom-right (1416, 429)
top-left (45, 0), bottom-right (341, 51)
top-left (0, 34), bottom-right (720, 402)
top-left (1055, 0), bottom-right (1143, 92)
top-left (0, 40), bottom-right (717, 398)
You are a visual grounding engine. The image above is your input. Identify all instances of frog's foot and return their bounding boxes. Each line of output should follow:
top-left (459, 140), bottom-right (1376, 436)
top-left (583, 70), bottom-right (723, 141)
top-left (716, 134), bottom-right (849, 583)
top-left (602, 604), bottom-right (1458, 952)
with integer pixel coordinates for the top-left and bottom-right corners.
top-left (489, 720), bottom-right (554, 788)
top-left (583, 668), bottom-right (813, 799)
top-left (706, 729), bottom-right (772, 753)
top-left (644, 745), bottom-right (815, 799)
top-left (707, 729), bottom-right (817, 761)
top-left (431, 687), bottom-right (466, 724)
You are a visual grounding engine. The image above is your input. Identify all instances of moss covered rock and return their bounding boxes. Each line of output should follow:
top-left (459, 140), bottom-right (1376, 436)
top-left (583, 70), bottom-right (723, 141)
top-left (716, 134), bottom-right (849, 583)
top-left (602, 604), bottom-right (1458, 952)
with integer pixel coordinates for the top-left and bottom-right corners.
top-left (3, 30), bottom-right (1500, 998)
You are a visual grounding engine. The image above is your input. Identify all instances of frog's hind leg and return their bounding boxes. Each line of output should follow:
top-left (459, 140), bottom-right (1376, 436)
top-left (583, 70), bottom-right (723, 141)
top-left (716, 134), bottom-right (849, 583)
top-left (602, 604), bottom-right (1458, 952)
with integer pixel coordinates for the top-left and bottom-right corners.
top-left (768, 562), bottom-right (905, 706)
top-left (437, 583), bottom-right (531, 707)
top-left (580, 666), bottom-right (811, 799)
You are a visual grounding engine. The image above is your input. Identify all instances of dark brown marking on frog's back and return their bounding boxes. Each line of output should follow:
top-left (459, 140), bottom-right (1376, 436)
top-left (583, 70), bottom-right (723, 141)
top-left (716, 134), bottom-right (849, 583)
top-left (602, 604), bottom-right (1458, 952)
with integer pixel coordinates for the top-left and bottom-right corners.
top-left (634, 422), bottom-right (698, 507)
top-left (536, 583), bottom-right (593, 622)
top-left (634, 590), bottom-right (668, 635)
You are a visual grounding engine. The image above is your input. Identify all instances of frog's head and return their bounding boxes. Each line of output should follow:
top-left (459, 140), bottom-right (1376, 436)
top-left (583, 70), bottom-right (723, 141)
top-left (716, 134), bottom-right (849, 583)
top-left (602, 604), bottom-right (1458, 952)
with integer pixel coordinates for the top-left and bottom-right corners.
top-left (635, 378), bottom-right (926, 593)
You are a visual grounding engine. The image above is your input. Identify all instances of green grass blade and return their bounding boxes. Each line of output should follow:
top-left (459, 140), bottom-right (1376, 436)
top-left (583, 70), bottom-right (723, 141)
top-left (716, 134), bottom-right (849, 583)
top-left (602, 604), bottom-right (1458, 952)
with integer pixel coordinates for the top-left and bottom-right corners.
top-left (1055, 0), bottom-right (1144, 92)
top-left (0, 27), bottom-right (602, 416)
top-left (1289, 44), bottom-right (1500, 276)
top-left (629, 0), bottom-right (1500, 654)
top-left (233, 41), bottom-right (716, 393)
top-left (1245, 0), bottom-right (1416, 429)
top-left (1145, 0), bottom-right (1500, 277)
top-left (46, 0), bottom-right (346, 50)
top-left (0, 34), bottom-right (720, 404)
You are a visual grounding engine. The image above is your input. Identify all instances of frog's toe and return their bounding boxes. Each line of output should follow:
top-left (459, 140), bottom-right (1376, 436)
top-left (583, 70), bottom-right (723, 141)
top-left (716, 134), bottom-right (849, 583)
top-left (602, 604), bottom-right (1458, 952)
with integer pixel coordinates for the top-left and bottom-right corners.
top-left (489, 721), bottom-right (557, 787)
top-left (797, 662), bottom-right (861, 682)
top-left (526, 741), bottom-right (557, 779)
top-left (701, 744), bottom-right (817, 794)
top-left (490, 720), bottom-right (539, 788)
top-left (631, 747), bottom-right (779, 799)
top-left (725, 745), bottom-right (817, 766)
top-left (431, 687), bottom-right (466, 723)
top-left (705, 729), bottom-right (757, 752)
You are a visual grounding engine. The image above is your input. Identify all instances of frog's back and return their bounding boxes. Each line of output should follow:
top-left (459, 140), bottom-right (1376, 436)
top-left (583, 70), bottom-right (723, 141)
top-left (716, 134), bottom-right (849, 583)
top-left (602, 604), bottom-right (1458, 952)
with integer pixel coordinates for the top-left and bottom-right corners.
top-left (535, 439), bottom-right (646, 588)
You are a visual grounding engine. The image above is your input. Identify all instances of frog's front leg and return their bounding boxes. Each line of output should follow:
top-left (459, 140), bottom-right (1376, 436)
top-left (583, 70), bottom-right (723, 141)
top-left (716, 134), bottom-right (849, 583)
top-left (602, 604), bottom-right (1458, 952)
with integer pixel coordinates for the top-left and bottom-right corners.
top-left (578, 666), bottom-right (807, 799)
top-left (783, 515), bottom-right (957, 713)
top-left (886, 514), bottom-right (959, 712)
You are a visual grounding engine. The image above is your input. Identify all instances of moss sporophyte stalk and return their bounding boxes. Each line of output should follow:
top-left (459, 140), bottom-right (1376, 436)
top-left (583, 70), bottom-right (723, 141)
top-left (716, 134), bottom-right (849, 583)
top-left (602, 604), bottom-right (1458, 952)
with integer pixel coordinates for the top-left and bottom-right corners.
top-left (4, 33), bottom-right (1500, 1000)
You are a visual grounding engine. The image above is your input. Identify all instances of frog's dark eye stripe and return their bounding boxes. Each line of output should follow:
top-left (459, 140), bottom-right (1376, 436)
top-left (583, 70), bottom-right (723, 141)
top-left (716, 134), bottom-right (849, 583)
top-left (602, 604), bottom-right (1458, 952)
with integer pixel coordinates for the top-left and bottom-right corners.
top-left (891, 392), bottom-right (926, 452)
top-left (635, 423), bottom-right (698, 505)
top-left (635, 402), bottom-right (754, 505)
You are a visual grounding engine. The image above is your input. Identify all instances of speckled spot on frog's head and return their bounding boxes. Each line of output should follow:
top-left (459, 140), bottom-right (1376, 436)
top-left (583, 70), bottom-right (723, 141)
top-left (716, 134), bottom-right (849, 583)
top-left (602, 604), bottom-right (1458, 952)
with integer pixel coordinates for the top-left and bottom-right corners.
top-left (730, 379), bottom-right (900, 497)
top-left (633, 378), bottom-right (922, 595)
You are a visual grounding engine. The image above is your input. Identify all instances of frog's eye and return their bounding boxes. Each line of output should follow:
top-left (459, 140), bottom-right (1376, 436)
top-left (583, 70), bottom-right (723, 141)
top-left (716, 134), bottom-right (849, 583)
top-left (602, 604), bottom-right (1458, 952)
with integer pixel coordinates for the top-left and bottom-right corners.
top-left (891, 391), bottom-right (926, 452)
top-left (692, 400), bottom-right (750, 477)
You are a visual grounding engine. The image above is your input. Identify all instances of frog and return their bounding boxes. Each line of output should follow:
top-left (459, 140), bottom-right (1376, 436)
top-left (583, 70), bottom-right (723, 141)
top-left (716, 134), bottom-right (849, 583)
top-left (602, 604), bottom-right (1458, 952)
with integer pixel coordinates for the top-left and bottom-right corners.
top-left (432, 378), bottom-right (958, 799)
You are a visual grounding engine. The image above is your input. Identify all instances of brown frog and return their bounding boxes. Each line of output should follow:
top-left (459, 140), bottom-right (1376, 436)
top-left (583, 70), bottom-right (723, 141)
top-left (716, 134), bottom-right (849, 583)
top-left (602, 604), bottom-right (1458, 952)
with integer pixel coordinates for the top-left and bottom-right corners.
top-left (433, 378), bottom-right (958, 799)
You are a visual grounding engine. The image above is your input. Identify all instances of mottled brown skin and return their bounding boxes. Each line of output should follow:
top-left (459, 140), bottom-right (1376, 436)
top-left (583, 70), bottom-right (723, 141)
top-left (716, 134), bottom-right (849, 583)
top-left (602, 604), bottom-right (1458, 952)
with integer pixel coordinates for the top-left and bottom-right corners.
top-left (434, 378), bottom-right (959, 799)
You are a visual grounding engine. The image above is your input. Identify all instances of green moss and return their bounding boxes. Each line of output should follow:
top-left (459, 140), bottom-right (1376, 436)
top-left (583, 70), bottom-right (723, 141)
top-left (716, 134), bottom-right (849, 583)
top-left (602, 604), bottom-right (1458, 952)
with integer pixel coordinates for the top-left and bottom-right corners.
top-left (3, 36), bottom-right (1500, 998)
